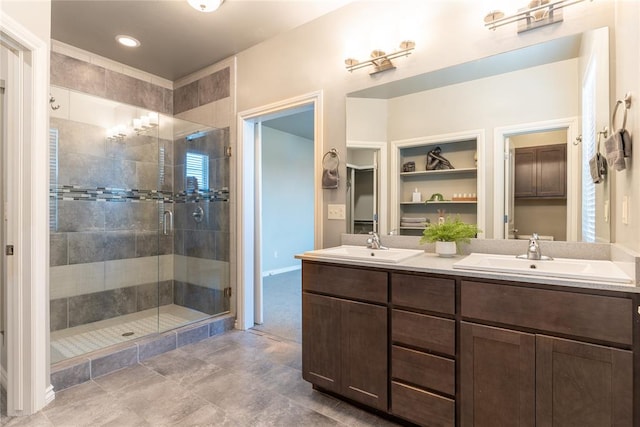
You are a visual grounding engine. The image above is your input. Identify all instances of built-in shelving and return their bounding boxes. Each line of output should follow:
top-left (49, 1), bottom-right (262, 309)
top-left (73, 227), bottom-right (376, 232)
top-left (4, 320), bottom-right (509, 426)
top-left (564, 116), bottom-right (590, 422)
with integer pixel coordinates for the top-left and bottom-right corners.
top-left (391, 131), bottom-right (485, 237)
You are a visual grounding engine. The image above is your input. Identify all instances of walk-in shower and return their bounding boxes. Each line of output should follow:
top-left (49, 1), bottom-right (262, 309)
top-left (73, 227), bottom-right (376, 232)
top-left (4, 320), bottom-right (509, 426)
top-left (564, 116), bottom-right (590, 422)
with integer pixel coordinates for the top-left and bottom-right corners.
top-left (49, 88), bottom-right (231, 363)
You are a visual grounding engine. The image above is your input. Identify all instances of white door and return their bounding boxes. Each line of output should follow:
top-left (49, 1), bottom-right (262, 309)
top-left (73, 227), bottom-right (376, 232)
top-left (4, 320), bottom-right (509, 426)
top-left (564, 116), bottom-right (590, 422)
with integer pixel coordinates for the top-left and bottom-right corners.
top-left (504, 138), bottom-right (516, 239)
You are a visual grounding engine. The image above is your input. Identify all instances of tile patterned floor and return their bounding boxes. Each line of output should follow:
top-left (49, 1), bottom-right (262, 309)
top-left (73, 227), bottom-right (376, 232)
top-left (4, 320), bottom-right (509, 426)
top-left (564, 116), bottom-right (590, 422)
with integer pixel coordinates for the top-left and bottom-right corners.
top-left (1, 330), bottom-right (401, 427)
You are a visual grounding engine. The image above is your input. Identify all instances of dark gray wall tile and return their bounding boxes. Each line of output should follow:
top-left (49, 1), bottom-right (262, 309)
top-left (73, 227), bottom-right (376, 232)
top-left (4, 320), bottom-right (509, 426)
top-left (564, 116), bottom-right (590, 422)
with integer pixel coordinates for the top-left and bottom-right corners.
top-left (68, 287), bottom-right (137, 327)
top-left (91, 346), bottom-right (138, 378)
top-left (175, 282), bottom-right (226, 316)
top-left (136, 231), bottom-right (172, 257)
top-left (136, 162), bottom-right (159, 191)
top-left (58, 152), bottom-right (110, 188)
top-left (183, 230), bottom-right (216, 259)
top-left (50, 360), bottom-right (91, 391)
top-left (209, 316), bottom-right (235, 337)
top-left (50, 298), bottom-right (69, 332)
top-left (177, 324), bottom-right (209, 347)
top-left (51, 117), bottom-right (106, 159)
top-left (68, 232), bottom-right (105, 264)
top-left (215, 232), bottom-right (230, 262)
top-left (51, 52), bottom-right (106, 97)
top-left (138, 333), bottom-right (177, 361)
top-left (136, 280), bottom-right (173, 311)
top-left (105, 70), bottom-right (165, 112)
top-left (211, 157), bottom-right (230, 189)
top-left (162, 88), bottom-right (173, 115)
top-left (174, 229), bottom-right (185, 256)
top-left (104, 231), bottom-right (136, 261)
top-left (50, 233), bottom-right (69, 267)
top-left (173, 81), bottom-right (198, 115)
top-left (57, 202), bottom-right (105, 232)
top-left (105, 202), bottom-right (159, 232)
top-left (198, 67), bottom-right (230, 105)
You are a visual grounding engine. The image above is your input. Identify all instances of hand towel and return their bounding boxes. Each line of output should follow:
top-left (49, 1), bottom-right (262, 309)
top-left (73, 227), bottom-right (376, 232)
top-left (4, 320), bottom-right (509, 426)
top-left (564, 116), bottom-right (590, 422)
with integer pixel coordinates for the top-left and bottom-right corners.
top-left (322, 168), bottom-right (339, 189)
top-left (588, 152), bottom-right (606, 184)
top-left (604, 131), bottom-right (626, 171)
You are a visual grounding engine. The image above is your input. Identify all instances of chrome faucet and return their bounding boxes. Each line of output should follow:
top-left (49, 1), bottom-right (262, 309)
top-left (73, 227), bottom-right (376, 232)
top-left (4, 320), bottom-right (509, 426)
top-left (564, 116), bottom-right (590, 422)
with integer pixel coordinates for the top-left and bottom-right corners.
top-left (526, 233), bottom-right (541, 260)
top-left (367, 232), bottom-right (388, 250)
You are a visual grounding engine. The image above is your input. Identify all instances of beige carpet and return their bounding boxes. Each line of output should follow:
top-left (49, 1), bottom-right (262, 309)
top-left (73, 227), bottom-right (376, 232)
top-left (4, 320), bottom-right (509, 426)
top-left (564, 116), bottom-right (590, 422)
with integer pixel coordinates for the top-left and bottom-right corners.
top-left (252, 269), bottom-right (301, 343)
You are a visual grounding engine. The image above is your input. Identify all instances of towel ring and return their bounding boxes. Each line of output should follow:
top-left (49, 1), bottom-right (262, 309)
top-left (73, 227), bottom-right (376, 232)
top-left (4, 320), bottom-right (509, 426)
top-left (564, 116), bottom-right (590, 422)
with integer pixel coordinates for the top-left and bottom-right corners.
top-left (322, 148), bottom-right (340, 168)
top-left (611, 92), bottom-right (632, 133)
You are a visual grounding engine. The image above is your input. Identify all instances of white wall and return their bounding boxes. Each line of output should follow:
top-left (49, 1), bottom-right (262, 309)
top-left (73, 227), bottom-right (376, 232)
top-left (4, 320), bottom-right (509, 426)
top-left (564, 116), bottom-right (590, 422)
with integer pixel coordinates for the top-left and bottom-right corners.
top-left (613, 0), bottom-right (640, 252)
top-left (234, 0), bottom-right (614, 248)
top-left (261, 126), bottom-right (314, 274)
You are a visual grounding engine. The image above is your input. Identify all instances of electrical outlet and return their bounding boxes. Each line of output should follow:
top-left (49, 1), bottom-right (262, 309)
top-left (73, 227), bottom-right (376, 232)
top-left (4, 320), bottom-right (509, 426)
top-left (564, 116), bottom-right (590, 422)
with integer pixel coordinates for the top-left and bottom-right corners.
top-left (328, 204), bottom-right (346, 220)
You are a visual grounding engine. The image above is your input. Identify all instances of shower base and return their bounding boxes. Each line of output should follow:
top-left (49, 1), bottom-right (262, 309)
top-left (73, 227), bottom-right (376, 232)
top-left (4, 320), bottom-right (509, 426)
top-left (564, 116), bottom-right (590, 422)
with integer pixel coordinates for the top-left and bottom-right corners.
top-left (51, 304), bottom-right (206, 364)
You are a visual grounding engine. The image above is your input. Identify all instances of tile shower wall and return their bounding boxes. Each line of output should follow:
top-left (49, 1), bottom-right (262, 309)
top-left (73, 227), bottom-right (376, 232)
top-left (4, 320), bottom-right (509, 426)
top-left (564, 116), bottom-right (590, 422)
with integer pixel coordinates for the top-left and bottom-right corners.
top-left (50, 48), bottom-right (232, 335)
top-left (49, 115), bottom-right (174, 330)
top-left (173, 128), bottom-right (231, 314)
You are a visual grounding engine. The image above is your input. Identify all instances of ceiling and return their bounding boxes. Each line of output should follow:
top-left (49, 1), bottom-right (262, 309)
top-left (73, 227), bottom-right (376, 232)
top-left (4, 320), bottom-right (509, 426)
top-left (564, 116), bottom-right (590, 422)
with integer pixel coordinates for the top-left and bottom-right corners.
top-left (51, 0), bottom-right (352, 81)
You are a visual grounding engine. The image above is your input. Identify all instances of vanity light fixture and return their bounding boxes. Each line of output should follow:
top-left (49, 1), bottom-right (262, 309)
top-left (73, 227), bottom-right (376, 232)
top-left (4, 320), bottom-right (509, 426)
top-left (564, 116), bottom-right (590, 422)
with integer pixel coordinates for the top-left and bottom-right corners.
top-left (345, 40), bottom-right (415, 75)
top-left (115, 35), bottom-right (140, 48)
top-left (187, 0), bottom-right (224, 13)
top-left (484, 0), bottom-right (589, 33)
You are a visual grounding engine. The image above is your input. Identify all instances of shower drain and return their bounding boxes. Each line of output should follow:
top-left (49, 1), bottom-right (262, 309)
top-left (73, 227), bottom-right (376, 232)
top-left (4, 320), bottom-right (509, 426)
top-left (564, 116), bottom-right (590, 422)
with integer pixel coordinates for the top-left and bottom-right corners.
top-left (121, 331), bottom-right (134, 337)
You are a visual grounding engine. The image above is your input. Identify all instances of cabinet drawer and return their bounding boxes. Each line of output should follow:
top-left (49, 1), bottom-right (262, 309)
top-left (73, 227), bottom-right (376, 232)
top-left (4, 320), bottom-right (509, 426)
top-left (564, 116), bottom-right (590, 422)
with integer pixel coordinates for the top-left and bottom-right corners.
top-left (391, 273), bottom-right (455, 314)
top-left (461, 281), bottom-right (633, 345)
top-left (302, 262), bottom-right (387, 304)
top-left (392, 381), bottom-right (455, 427)
top-left (392, 310), bottom-right (455, 356)
top-left (392, 345), bottom-right (455, 396)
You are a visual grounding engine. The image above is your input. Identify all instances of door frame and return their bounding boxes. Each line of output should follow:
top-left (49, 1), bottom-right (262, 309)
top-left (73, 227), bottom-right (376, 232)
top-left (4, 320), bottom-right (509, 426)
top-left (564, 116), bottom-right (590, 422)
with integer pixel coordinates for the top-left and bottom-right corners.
top-left (236, 91), bottom-right (323, 330)
top-left (0, 13), bottom-right (54, 415)
top-left (493, 117), bottom-right (580, 241)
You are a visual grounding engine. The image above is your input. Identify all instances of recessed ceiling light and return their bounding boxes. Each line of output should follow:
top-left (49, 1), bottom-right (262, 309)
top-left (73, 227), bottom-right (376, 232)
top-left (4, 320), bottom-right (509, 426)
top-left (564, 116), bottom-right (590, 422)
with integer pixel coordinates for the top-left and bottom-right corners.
top-left (115, 35), bottom-right (140, 48)
top-left (187, 0), bottom-right (224, 13)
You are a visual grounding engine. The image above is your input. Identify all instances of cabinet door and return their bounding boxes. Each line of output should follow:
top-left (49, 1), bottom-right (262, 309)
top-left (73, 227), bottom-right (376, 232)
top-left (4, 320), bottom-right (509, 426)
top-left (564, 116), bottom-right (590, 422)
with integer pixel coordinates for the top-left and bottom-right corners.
top-left (514, 148), bottom-right (536, 197)
top-left (302, 293), bottom-right (341, 393)
top-left (536, 144), bottom-right (566, 197)
top-left (341, 300), bottom-right (388, 411)
top-left (536, 335), bottom-right (633, 427)
top-left (460, 322), bottom-right (535, 427)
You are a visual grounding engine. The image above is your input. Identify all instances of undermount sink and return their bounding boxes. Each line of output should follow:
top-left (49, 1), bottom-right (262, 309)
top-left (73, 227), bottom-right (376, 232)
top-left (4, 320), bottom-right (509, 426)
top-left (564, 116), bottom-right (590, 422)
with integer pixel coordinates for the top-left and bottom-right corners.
top-left (304, 245), bottom-right (424, 264)
top-left (453, 253), bottom-right (633, 284)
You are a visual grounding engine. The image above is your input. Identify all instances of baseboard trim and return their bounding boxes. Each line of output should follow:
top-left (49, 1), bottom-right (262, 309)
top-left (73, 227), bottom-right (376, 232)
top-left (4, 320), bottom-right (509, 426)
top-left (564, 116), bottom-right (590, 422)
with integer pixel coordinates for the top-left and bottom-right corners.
top-left (44, 384), bottom-right (55, 405)
top-left (261, 265), bottom-right (301, 277)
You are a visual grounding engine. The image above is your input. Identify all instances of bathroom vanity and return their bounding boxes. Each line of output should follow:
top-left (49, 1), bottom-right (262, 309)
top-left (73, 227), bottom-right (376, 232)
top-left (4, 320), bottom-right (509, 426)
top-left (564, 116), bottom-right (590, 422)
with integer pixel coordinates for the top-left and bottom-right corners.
top-left (299, 253), bottom-right (640, 427)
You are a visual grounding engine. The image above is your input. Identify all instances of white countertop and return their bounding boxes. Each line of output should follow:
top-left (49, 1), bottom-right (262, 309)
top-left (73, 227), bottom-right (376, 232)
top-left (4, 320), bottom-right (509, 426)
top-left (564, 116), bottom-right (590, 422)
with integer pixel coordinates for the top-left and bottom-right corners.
top-left (296, 251), bottom-right (640, 294)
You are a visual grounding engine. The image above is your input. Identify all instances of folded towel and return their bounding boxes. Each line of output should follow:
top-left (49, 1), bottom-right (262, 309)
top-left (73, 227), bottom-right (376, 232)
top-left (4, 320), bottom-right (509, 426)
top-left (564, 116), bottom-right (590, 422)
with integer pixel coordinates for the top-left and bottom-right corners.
top-left (322, 168), bottom-right (339, 189)
top-left (588, 152), bottom-right (606, 184)
top-left (604, 131), bottom-right (626, 171)
top-left (400, 217), bottom-right (427, 223)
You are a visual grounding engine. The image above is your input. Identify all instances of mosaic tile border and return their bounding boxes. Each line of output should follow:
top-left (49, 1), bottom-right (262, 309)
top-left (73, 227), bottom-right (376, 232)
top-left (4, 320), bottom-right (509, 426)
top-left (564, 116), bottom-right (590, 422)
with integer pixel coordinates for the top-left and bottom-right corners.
top-left (49, 185), bottom-right (230, 203)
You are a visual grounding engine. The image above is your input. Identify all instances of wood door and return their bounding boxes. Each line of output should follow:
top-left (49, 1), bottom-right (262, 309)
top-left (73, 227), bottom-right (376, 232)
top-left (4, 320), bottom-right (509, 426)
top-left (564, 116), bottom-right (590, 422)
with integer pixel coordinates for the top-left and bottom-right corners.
top-left (341, 299), bottom-right (388, 411)
top-left (514, 147), bottom-right (536, 198)
top-left (302, 293), bottom-right (341, 393)
top-left (460, 322), bottom-right (535, 427)
top-left (536, 144), bottom-right (566, 198)
top-left (536, 335), bottom-right (633, 427)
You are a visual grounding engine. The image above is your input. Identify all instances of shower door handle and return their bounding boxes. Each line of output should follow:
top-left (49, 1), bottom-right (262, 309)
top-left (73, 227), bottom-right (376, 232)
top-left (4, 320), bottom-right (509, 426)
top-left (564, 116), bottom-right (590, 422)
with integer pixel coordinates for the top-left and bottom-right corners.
top-left (163, 210), bottom-right (173, 235)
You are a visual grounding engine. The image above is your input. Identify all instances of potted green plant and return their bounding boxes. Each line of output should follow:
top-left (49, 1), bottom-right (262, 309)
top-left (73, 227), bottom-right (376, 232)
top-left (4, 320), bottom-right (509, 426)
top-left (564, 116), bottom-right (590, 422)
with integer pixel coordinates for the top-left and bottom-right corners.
top-left (419, 216), bottom-right (480, 257)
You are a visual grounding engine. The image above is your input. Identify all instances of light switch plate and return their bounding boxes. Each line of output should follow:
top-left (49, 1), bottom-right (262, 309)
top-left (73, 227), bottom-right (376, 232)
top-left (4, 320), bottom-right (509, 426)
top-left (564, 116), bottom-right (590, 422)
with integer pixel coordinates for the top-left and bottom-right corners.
top-left (328, 204), bottom-right (346, 220)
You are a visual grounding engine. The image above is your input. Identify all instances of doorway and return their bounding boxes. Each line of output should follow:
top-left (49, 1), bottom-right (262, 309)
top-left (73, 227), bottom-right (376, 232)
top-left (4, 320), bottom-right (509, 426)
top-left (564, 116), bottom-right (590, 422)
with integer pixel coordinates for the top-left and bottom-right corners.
top-left (251, 109), bottom-right (314, 342)
top-left (236, 91), bottom-right (323, 332)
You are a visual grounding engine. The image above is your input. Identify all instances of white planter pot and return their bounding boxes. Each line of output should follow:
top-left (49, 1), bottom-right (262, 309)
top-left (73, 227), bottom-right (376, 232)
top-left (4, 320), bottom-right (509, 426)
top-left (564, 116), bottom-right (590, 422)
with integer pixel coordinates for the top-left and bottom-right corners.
top-left (435, 241), bottom-right (457, 257)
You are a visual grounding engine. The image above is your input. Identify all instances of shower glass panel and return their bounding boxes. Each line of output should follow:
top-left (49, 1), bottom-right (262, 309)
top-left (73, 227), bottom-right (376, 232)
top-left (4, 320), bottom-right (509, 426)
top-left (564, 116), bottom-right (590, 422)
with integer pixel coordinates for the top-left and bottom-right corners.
top-left (49, 88), bottom-right (230, 363)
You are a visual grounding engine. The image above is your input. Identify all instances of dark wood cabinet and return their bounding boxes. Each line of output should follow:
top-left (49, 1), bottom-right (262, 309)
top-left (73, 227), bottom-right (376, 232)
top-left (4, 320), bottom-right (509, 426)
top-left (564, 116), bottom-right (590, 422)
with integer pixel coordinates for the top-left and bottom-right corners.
top-left (536, 335), bottom-right (633, 427)
top-left (460, 322), bottom-right (535, 427)
top-left (302, 263), bottom-right (388, 411)
top-left (302, 261), bottom-right (637, 427)
top-left (514, 144), bottom-right (566, 198)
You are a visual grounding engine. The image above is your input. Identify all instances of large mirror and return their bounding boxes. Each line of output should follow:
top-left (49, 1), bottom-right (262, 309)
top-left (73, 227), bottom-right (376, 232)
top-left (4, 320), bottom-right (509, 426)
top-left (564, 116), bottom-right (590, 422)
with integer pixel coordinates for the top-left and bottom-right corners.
top-left (346, 27), bottom-right (610, 242)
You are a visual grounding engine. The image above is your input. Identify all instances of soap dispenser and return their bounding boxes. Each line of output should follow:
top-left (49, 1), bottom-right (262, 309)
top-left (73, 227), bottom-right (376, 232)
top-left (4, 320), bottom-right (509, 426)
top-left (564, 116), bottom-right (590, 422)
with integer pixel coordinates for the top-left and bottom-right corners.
top-left (412, 188), bottom-right (421, 202)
